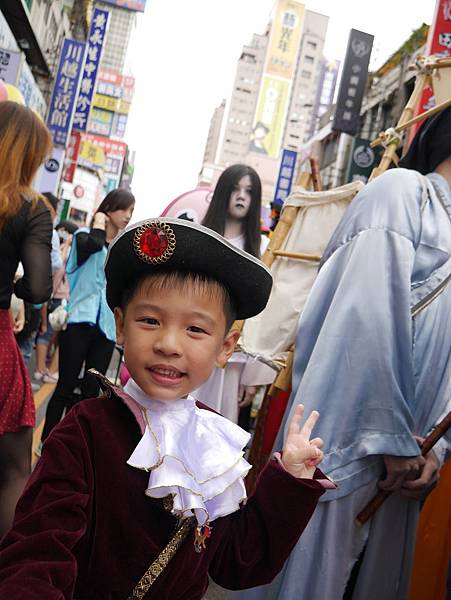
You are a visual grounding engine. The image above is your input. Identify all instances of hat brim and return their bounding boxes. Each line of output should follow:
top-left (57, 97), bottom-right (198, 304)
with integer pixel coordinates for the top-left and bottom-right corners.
top-left (105, 218), bottom-right (273, 320)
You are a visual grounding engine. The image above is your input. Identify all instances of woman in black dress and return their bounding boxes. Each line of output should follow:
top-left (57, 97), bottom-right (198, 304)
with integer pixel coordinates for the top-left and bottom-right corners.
top-left (0, 101), bottom-right (53, 535)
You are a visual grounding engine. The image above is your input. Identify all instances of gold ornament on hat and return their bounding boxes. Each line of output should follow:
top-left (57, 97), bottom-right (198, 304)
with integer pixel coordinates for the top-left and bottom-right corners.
top-left (133, 221), bottom-right (176, 264)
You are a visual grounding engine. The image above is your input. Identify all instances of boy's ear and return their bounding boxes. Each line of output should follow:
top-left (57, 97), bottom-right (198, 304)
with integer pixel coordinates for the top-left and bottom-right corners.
top-left (216, 328), bottom-right (240, 369)
top-left (114, 307), bottom-right (125, 345)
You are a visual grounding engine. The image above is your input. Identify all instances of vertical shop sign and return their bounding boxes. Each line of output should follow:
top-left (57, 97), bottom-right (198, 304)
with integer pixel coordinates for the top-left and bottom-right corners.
top-left (63, 131), bottom-right (82, 183)
top-left (407, 0), bottom-right (451, 143)
top-left (273, 149), bottom-right (297, 208)
top-left (332, 29), bottom-right (373, 136)
top-left (47, 39), bottom-right (86, 146)
top-left (346, 138), bottom-right (383, 184)
top-left (72, 8), bottom-right (110, 132)
top-left (250, 0), bottom-right (305, 158)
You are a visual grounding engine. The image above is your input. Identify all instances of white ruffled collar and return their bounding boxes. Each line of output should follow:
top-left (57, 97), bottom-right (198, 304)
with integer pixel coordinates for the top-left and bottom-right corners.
top-left (124, 378), bottom-right (252, 526)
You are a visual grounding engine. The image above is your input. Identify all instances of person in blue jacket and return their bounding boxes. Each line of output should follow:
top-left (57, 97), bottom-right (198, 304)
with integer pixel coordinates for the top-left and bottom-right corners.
top-left (40, 188), bottom-right (134, 443)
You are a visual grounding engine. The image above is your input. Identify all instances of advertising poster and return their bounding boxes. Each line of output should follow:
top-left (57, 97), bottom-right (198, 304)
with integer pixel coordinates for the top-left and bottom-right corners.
top-left (250, 0), bottom-right (305, 158)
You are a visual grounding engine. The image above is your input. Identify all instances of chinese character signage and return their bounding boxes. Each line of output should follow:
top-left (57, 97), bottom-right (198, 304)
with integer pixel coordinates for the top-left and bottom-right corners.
top-left (63, 131), bottom-right (82, 183)
top-left (273, 149), bottom-right (297, 208)
top-left (309, 58), bottom-right (339, 137)
top-left (250, 0), bottom-right (305, 158)
top-left (266, 0), bottom-right (305, 80)
top-left (83, 133), bottom-right (127, 187)
top-left (332, 29), bottom-right (373, 136)
top-left (88, 107), bottom-right (113, 136)
top-left (79, 138), bottom-right (106, 169)
top-left (47, 39), bottom-right (86, 146)
top-left (408, 0), bottom-right (451, 141)
top-left (73, 8), bottom-right (110, 132)
top-left (100, 0), bottom-right (146, 12)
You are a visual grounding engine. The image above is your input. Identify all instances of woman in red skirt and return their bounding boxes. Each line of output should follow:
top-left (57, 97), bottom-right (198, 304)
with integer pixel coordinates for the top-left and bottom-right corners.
top-left (0, 101), bottom-right (53, 536)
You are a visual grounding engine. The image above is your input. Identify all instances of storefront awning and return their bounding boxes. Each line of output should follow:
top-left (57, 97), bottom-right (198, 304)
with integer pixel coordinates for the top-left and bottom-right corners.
top-left (2, 1), bottom-right (50, 76)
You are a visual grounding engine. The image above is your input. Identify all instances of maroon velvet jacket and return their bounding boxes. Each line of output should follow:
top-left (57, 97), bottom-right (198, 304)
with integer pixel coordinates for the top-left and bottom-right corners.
top-left (0, 381), bottom-right (327, 599)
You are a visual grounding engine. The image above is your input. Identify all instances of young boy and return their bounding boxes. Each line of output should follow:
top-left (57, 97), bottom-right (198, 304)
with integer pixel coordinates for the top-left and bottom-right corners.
top-left (0, 219), bottom-right (332, 599)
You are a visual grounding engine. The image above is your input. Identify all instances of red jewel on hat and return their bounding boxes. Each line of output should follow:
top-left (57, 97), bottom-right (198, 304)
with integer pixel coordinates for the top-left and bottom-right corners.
top-left (133, 221), bottom-right (176, 264)
top-left (139, 227), bottom-right (169, 258)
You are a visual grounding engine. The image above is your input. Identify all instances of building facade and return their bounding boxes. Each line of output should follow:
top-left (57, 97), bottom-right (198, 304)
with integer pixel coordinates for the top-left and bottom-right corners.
top-left (200, 2), bottom-right (334, 205)
top-left (58, 0), bottom-right (142, 224)
top-left (202, 99), bottom-right (226, 165)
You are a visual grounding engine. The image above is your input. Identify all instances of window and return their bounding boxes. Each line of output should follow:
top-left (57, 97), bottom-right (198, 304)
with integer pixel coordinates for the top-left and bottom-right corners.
top-left (305, 55), bottom-right (314, 64)
top-left (301, 70), bottom-right (312, 79)
top-left (307, 41), bottom-right (317, 51)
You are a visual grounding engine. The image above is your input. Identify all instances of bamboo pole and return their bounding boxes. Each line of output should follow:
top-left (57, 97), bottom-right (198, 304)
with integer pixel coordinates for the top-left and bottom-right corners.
top-left (369, 71), bottom-right (430, 180)
top-left (370, 97), bottom-right (451, 149)
top-left (272, 250), bottom-right (321, 262)
top-left (310, 156), bottom-right (323, 192)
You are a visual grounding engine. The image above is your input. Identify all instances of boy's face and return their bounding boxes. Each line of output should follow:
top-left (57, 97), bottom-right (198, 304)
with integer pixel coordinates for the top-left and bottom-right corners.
top-left (114, 280), bottom-right (239, 400)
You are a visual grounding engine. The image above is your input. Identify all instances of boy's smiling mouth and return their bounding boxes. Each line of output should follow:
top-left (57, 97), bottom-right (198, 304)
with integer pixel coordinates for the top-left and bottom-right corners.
top-left (147, 364), bottom-right (186, 385)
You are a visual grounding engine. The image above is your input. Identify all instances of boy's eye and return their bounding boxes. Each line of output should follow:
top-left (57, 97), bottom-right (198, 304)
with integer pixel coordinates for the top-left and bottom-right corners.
top-left (139, 317), bottom-right (159, 325)
top-left (188, 325), bottom-right (207, 334)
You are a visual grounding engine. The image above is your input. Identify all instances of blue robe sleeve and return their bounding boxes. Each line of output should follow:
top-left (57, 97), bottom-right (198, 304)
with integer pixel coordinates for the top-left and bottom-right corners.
top-left (283, 170), bottom-right (426, 499)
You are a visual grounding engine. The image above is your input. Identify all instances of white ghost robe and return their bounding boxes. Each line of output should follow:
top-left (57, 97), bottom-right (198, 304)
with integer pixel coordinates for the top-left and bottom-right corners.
top-left (194, 234), bottom-right (275, 423)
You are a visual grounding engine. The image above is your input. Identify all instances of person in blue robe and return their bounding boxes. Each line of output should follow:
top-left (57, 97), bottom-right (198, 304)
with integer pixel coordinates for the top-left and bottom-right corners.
top-left (231, 106), bottom-right (451, 600)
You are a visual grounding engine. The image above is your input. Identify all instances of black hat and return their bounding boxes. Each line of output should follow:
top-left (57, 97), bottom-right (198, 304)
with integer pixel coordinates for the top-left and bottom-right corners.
top-left (399, 104), bottom-right (451, 174)
top-left (105, 218), bottom-right (273, 320)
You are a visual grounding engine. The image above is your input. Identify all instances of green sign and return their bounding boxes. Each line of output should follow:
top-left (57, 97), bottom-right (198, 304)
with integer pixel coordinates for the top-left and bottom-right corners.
top-left (346, 138), bottom-right (383, 184)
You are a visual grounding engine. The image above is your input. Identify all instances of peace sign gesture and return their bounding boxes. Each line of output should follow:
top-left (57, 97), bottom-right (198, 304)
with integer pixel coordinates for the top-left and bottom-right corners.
top-left (281, 404), bottom-right (324, 479)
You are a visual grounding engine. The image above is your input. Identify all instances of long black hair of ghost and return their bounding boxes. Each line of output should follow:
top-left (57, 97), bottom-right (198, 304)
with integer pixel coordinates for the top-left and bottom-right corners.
top-left (202, 164), bottom-right (262, 257)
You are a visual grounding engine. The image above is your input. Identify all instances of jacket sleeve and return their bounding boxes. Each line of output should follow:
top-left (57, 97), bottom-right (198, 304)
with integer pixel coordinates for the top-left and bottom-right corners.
top-left (0, 411), bottom-right (92, 599)
top-left (14, 201), bottom-right (52, 304)
top-left (208, 460), bottom-right (326, 589)
top-left (75, 228), bottom-right (106, 266)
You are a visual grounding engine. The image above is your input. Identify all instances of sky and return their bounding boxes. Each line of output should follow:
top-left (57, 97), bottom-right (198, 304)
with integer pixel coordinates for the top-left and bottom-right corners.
top-left (125, 0), bottom-right (437, 221)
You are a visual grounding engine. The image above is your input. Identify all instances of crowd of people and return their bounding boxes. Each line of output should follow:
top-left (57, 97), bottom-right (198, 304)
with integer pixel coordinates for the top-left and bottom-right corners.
top-left (0, 94), bottom-right (449, 600)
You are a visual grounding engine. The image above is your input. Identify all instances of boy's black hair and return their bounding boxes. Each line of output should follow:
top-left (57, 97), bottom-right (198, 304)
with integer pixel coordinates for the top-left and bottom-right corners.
top-left (120, 270), bottom-right (237, 331)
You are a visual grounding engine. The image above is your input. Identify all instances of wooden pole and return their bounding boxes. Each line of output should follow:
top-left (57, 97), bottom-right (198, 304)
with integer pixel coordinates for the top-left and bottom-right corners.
top-left (369, 72), bottom-right (430, 181)
top-left (272, 250), bottom-right (321, 262)
top-left (370, 97), bottom-right (451, 148)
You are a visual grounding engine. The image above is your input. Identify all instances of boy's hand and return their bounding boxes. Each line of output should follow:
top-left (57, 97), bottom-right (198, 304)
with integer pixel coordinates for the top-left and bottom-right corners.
top-left (281, 404), bottom-right (324, 479)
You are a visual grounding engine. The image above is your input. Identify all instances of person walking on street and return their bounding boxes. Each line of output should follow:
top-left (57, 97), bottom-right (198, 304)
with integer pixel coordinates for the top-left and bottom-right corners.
top-left (0, 101), bottom-right (53, 535)
top-left (40, 189), bottom-right (135, 444)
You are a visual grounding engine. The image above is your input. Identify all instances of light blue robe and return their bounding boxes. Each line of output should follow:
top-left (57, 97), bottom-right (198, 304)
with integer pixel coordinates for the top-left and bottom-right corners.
top-left (229, 169), bottom-right (450, 600)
